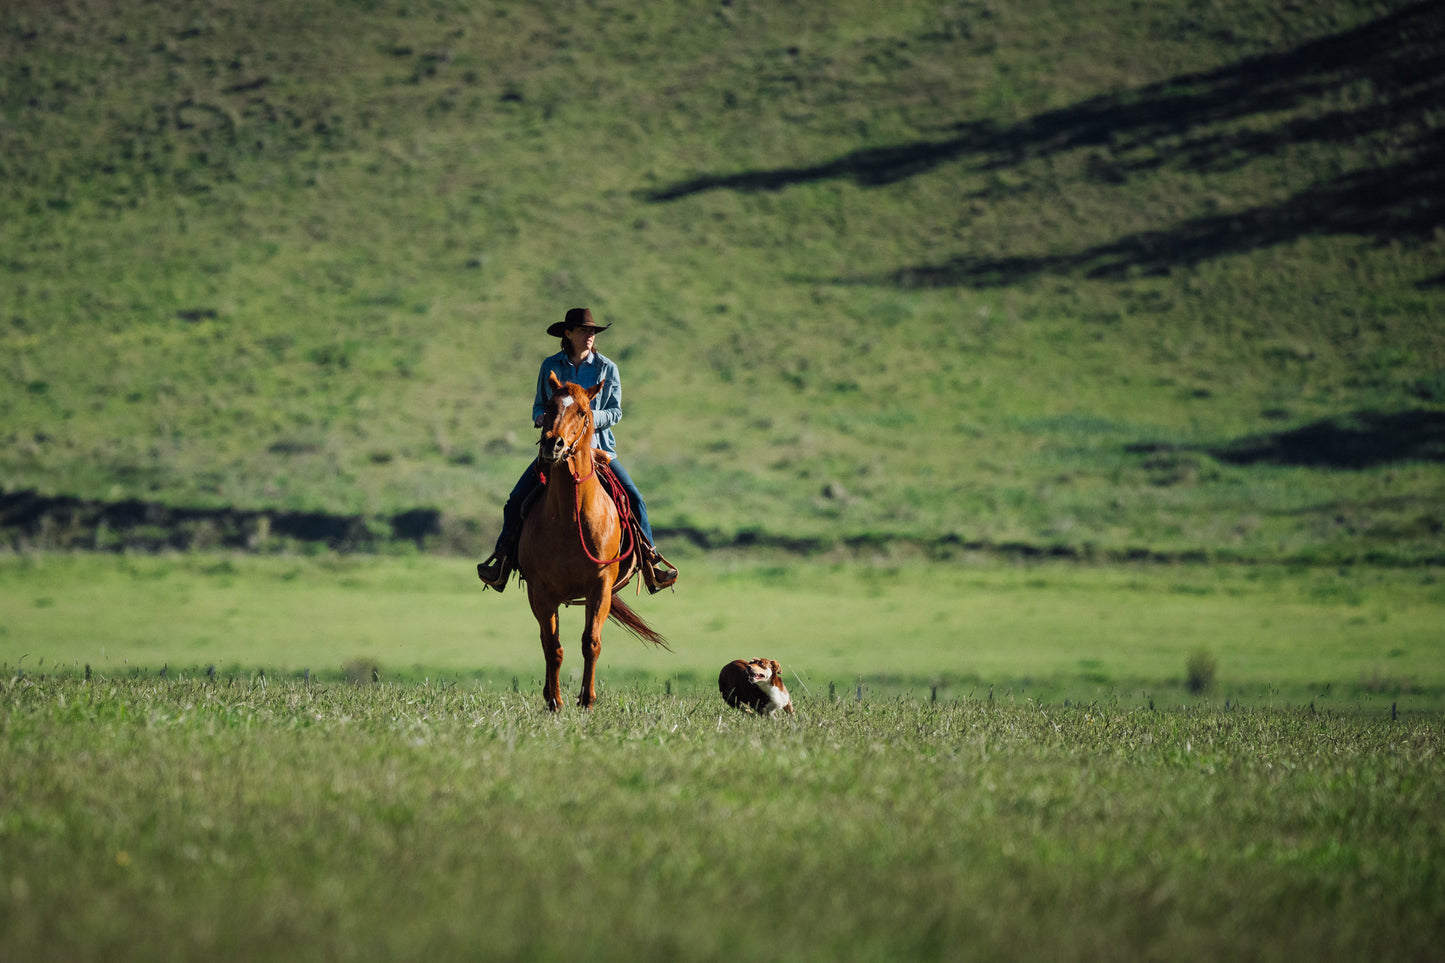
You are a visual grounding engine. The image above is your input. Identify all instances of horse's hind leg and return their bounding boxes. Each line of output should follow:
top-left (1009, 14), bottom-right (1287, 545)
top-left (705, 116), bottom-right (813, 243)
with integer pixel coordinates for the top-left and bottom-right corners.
top-left (576, 588), bottom-right (612, 709)
top-left (530, 595), bottom-right (564, 711)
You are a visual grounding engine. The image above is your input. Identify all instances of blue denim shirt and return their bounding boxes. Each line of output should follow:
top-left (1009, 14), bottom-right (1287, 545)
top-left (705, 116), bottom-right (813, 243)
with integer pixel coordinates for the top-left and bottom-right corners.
top-left (532, 350), bottom-right (622, 455)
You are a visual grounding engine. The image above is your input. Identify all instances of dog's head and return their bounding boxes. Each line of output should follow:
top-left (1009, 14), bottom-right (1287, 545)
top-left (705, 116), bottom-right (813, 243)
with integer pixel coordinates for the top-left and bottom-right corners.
top-left (743, 658), bottom-right (781, 686)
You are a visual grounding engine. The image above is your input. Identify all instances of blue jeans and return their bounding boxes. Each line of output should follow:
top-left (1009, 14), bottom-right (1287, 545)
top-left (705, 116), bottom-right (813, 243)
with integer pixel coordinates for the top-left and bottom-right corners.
top-left (494, 456), bottom-right (655, 554)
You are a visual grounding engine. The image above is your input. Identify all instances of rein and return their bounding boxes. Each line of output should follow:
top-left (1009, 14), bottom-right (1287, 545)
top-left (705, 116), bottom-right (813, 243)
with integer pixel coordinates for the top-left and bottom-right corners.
top-left (574, 460), bottom-right (634, 566)
top-left (538, 418), bottom-right (634, 567)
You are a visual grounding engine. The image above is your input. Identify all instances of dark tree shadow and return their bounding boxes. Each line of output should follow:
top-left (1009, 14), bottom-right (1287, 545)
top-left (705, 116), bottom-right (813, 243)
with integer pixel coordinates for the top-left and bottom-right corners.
top-left (894, 141), bottom-right (1443, 286)
top-left (641, 1), bottom-right (1444, 284)
top-left (641, 124), bottom-right (997, 199)
top-left (1131, 409), bottom-right (1445, 469)
top-left (1209, 410), bottom-right (1445, 469)
top-left (0, 491), bottom-right (442, 551)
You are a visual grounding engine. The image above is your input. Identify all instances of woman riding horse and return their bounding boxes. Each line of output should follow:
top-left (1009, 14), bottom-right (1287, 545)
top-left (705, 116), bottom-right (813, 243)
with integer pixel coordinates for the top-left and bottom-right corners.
top-left (517, 372), bottom-right (669, 709)
top-left (477, 307), bottom-right (677, 593)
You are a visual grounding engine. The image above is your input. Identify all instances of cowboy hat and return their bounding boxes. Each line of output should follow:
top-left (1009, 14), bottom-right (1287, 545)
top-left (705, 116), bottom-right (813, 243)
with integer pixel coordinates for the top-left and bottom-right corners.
top-left (546, 307), bottom-right (612, 338)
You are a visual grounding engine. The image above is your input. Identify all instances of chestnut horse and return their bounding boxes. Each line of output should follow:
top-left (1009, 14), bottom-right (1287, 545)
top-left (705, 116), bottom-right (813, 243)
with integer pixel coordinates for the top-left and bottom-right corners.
top-left (519, 372), bottom-right (669, 710)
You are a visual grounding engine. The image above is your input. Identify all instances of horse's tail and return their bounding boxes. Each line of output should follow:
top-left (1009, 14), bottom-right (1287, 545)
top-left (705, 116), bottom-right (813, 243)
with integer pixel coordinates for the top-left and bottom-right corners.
top-left (608, 595), bottom-right (671, 651)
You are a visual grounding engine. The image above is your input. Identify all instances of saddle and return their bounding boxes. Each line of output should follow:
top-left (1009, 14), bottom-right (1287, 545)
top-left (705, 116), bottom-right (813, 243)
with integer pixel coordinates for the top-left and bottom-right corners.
top-left (517, 462), bottom-right (676, 601)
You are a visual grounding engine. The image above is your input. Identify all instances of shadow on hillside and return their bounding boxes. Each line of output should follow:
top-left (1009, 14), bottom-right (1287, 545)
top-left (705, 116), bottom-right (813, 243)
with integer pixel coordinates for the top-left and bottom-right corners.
top-left (1130, 409), bottom-right (1445, 469)
top-left (0, 490), bottom-right (441, 552)
top-left (893, 147), bottom-right (1442, 286)
top-left (641, 1), bottom-right (1443, 283)
top-left (1209, 410), bottom-right (1445, 468)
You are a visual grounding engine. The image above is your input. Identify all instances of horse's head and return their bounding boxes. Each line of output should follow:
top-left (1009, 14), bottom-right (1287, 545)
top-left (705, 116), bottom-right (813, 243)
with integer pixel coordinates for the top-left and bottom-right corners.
top-left (538, 371), bottom-right (602, 466)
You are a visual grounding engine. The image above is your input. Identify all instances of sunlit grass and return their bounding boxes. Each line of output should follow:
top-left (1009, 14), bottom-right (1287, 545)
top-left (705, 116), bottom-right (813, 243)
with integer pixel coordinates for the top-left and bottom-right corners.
top-left (2, 674), bottom-right (1441, 961)
top-left (2, 0), bottom-right (1441, 563)
top-left (3, 3), bottom-right (1442, 958)
top-left (4, 552), bottom-right (1442, 711)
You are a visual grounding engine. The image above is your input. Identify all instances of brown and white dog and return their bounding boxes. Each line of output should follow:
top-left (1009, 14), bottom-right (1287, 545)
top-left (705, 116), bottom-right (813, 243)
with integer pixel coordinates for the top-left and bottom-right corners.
top-left (718, 658), bottom-right (794, 715)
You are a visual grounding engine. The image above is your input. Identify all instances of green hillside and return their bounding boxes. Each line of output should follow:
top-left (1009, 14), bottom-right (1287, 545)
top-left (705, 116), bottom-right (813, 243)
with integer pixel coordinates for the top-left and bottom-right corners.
top-left (3, 0), bottom-right (1442, 563)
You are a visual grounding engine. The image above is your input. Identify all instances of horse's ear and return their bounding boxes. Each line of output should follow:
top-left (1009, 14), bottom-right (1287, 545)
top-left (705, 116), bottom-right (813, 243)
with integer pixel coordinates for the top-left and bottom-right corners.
top-left (548, 371), bottom-right (563, 391)
top-left (585, 378), bottom-right (605, 401)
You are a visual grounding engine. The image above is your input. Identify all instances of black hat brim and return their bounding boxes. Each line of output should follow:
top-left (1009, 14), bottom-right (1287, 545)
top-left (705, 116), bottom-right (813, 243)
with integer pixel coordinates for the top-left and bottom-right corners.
top-left (547, 321), bottom-right (611, 337)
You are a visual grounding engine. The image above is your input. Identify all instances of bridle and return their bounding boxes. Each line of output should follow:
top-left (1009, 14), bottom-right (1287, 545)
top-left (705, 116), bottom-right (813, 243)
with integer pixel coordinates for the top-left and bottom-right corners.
top-left (538, 401), bottom-right (591, 478)
top-left (536, 395), bottom-right (632, 566)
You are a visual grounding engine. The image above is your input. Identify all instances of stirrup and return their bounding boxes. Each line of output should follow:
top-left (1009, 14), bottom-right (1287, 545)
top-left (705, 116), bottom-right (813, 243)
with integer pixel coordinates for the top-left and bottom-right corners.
top-left (477, 553), bottom-right (512, 592)
top-left (642, 547), bottom-right (678, 594)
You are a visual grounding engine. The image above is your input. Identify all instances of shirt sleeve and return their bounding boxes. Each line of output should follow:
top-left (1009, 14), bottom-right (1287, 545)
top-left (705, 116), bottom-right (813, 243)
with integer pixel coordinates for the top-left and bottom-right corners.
top-left (593, 358), bottom-right (622, 431)
top-left (532, 359), bottom-right (554, 425)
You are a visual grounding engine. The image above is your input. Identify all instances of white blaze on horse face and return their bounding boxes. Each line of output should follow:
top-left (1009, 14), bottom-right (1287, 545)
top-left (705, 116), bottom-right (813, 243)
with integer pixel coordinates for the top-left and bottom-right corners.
top-left (540, 390), bottom-right (589, 463)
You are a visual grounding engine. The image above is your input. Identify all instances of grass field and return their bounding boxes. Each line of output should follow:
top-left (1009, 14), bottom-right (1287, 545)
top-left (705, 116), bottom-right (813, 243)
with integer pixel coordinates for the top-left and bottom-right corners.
top-left (3, 0), bottom-right (1442, 563)
top-left (2, 672), bottom-right (1442, 962)
top-left (3, 1), bottom-right (1444, 957)
top-left (4, 553), bottom-right (1444, 712)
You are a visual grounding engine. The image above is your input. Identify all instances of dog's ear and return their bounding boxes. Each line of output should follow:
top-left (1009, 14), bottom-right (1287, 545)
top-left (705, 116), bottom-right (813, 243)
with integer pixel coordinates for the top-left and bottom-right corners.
top-left (770, 660), bottom-right (782, 674)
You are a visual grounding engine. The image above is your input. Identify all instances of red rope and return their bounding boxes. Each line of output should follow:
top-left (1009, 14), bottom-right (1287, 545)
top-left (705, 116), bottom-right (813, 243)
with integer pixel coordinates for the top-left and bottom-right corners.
top-left (571, 459), bottom-right (635, 566)
top-left (538, 408), bottom-right (635, 566)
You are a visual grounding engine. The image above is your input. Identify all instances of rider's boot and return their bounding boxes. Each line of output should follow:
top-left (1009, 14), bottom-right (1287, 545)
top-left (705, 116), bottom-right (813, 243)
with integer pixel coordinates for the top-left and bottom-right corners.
top-left (478, 524), bottom-right (520, 592)
top-left (478, 506), bottom-right (527, 593)
top-left (476, 551), bottom-right (512, 592)
top-left (641, 544), bottom-right (678, 594)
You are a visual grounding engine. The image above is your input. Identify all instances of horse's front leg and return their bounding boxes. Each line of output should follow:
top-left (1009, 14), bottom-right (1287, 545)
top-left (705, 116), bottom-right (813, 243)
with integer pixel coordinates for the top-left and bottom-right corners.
top-left (530, 593), bottom-right (564, 711)
top-left (576, 586), bottom-right (613, 709)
